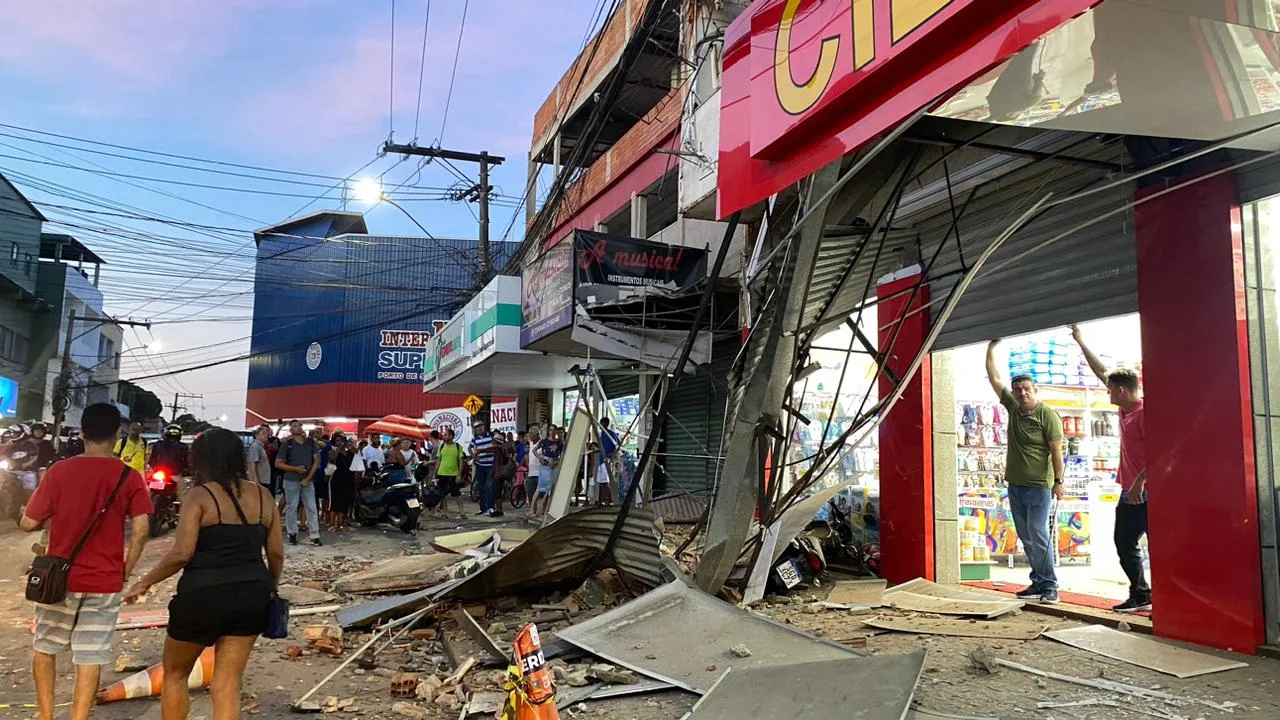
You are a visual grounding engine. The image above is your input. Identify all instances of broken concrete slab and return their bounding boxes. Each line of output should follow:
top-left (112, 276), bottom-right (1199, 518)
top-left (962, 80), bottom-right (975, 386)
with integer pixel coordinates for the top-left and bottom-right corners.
top-left (556, 580), bottom-right (862, 694)
top-left (686, 652), bottom-right (925, 719)
top-left (464, 691), bottom-right (506, 716)
top-left (862, 615), bottom-right (1047, 641)
top-left (443, 506), bottom-right (662, 602)
top-left (277, 584), bottom-right (339, 606)
top-left (886, 577), bottom-right (1010, 603)
top-left (1044, 625), bottom-right (1249, 678)
top-left (826, 579), bottom-right (887, 607)
top-left (332, 554), bottom-right (463, 594)
top-left (884, 590), bottom-right (1022, 619)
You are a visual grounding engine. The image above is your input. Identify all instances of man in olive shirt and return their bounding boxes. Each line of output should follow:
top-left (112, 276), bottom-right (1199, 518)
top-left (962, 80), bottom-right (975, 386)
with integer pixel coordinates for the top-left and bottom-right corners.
top-left (987, 340), bottom-right (1066, 604)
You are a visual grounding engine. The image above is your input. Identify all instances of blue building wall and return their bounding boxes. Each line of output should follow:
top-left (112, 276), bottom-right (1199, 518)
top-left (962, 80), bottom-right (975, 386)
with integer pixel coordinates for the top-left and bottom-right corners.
top-left (248, 218), bottom-right (518, 394)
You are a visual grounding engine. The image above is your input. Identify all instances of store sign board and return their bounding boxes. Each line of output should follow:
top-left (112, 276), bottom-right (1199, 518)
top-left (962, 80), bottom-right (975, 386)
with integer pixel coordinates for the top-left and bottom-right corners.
top-left (717, 0), bottom-right (1097, 215)
top-left (573, 230), bottom-right (707, 291)
top-left (490, 401), bottom-right (518, 435)
top-left (376, 328), bottom-right (433, 382)
top-left (521, 241), bottom-right (574, 346)
top-left (437, 316), bottom-right (469, 370)
top-left (424, 407), bottom-right (472, 446)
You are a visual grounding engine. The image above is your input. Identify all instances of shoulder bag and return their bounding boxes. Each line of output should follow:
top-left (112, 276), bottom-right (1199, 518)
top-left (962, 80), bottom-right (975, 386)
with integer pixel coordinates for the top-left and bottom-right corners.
top-left (26, 465), bottom-right (132, 605)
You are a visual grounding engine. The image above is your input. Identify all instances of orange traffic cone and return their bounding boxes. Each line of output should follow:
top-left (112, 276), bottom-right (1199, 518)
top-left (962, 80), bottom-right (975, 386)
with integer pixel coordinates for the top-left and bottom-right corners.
top-left (96, 647), bottom-right (215, 704)
top-left (502, 623), bottom-right (559, 720)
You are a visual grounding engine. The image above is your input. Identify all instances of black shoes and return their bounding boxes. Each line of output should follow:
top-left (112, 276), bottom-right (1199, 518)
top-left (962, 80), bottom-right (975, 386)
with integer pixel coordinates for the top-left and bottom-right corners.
top-left (1015, 586), bottom-right (1042, 601)
top-left (288, 533), bottom-right (298, 545)
top-left (1112, 597), bottom-right (1152, 613)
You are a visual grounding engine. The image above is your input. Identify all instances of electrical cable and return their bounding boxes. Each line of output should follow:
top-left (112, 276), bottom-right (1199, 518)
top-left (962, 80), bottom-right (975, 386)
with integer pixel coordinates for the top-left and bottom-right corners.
top-left (413, 0), bottom-right (432, 141)
top-left (438, 0), bottom-right (470, 143)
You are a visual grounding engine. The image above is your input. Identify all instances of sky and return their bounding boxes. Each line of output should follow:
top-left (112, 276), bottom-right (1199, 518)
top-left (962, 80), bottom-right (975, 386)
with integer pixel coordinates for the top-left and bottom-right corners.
top-left (0, 0), bottom-right (601, 423)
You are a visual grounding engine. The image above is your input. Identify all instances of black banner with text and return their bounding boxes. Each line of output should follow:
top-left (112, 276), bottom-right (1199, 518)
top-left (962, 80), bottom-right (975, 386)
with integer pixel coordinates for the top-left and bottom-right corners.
top-left (573, 229), bottom-right (707, 291)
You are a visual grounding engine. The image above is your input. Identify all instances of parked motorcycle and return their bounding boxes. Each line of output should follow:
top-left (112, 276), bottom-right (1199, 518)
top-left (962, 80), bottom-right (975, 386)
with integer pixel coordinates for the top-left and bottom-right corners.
top-left (147, 467), bottom-right (181, 537)
top-left (354, 466), bottom-right (421, 533)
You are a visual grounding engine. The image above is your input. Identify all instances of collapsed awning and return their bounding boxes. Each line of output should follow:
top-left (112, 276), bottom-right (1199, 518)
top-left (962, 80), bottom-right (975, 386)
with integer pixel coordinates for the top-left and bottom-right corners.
top-left (364, 415), bottom-right (432, 440)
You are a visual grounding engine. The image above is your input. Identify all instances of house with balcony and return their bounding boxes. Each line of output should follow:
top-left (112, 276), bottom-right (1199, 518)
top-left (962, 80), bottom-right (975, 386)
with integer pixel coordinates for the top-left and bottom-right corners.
top-left (0, 173), bottom-right (46, 420)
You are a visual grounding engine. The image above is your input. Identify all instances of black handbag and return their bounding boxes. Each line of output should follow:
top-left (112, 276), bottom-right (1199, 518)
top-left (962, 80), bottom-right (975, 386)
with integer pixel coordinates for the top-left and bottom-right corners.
top-left (264, 595), bottom-right (290, 639)
top-left (26, 465), bottom-right (132, 605)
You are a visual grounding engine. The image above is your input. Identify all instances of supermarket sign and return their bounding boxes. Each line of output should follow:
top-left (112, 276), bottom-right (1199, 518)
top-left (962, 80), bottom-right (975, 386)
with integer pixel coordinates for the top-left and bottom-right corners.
top-left (718, 0), bottom-right (1096, 215)
top-left (376, 329), bottom-right (433, 382)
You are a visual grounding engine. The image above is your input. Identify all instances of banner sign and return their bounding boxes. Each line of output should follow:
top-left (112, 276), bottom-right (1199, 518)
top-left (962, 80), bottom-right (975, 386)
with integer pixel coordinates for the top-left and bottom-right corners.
top-left (573, 230), bottom-right (707, 291)
top-left (437, 316), bottom-right (469, 370)
top-left (490, 401), bottom-right (518, 435)
top-left (376, 329), bottom-right (433, 382)
top-left (424, 407), bottom-right (471, 447)
top-left (521, 241), bottom-right (574, 346)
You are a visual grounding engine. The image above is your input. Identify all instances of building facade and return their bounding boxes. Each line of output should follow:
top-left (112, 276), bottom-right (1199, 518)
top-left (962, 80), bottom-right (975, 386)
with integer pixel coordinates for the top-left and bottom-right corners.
top-left (245, 211), bottom-right (518, 430)
top-left (0, 174), bottom-right (44, 420)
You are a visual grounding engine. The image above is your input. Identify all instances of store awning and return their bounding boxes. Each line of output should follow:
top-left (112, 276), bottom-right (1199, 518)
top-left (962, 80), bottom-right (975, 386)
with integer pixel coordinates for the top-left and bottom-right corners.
top-left (365, 415), bottom-right (432, 441)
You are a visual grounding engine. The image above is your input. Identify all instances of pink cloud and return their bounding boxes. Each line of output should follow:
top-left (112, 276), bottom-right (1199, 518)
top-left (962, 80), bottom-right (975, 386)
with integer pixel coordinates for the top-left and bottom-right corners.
top-left (0, 0), bottom-right (273, 91)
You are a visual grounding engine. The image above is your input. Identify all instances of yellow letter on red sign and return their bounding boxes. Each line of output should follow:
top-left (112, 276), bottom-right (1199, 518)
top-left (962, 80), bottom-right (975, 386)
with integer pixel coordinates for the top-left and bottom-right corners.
top-left (891, 0), bottom-right (952, 42)
top-left (774, 0), bottom-right (840, 115)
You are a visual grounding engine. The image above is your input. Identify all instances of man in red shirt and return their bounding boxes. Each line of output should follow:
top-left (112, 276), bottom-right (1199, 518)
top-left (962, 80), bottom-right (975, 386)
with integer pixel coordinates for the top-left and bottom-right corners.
top-left (1074, 326), bottom-right (1150, 613)
top-left (21, 404), bottom-right (152, 720)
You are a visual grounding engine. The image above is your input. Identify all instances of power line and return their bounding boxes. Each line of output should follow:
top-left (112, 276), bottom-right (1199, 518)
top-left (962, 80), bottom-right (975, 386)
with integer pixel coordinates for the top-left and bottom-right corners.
top-left (439, 0), bottom-right (470, 142)
top-left (413, 0), bottom-right (433, 140)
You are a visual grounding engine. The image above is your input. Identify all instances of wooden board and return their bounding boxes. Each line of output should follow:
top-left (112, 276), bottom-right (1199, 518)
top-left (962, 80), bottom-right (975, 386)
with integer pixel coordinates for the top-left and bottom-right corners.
top-left (1045, 625), bottom-right (1249, 678)
top-left (827, 579), bottom-right (886, 607)
top-left (885, 590), bottom-right (1022, 619)
top-left (862, 615), bottom-right (1047, 641)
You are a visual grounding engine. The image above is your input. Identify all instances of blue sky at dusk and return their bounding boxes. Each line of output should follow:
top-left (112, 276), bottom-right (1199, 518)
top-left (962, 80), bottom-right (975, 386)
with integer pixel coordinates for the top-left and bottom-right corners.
top-left (0, 0), bottom-right (599, 422)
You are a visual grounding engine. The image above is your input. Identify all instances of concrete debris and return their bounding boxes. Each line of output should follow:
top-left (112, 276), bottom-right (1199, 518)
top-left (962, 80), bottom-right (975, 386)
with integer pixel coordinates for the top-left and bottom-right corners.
top-left (414, 675), bottom-right (443, 700)
top-left (589, 664), bottom-right (639, 685)
top-left (390, 700), bottom-right (428, 718)
top-left (410, 629), bottom-right (438, 641)
top-left (554, 666), bottom-right (592, 687)
top-left (113, 653), bottom-right (148, 674)
top-left (728, 644), bottom-right (752, 658)
top-left (453, 608), bottom-right (508, 664)
top-left (444, 657), bottom-right (477, 687)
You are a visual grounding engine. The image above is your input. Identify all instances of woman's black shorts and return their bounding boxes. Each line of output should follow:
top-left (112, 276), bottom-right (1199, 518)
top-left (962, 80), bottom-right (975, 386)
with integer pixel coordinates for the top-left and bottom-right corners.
top-left (168, 579), bottom-right (272, 647)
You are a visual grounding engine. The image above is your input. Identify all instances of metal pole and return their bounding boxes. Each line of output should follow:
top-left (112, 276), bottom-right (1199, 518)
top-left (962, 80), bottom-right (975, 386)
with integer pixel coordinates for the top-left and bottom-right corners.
top-left (479, 151), bottom-right (491, 282)
top-left (49, 310), bottom-right (77, 446)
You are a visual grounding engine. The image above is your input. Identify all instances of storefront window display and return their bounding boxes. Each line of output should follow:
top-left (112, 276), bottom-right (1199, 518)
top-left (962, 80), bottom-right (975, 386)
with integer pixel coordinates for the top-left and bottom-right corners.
top-left (945, 316), bottom-right (1143, 593)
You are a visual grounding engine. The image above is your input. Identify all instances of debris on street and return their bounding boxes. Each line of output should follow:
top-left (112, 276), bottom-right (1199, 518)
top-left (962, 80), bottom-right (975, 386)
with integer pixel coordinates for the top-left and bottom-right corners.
top-left (331, 553), bottom-right (463, 594)
top-left (1043, 624), bottom-right (1249, 678)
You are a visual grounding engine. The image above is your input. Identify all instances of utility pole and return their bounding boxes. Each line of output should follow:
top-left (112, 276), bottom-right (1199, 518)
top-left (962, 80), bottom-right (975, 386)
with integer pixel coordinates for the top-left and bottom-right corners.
top-left (381, 142), bottom-right (505, 282)
top-left (167, 393), bottom-right (203, 424)
top-left (51, 312), bottom-right (150, 447)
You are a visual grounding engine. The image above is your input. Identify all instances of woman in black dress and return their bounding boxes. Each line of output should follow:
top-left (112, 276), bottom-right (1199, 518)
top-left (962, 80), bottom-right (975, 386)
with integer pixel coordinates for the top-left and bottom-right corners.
top-left (124, 428), bottom-right (284, 720)
top-left (328, 435), bottom-right (356, 532)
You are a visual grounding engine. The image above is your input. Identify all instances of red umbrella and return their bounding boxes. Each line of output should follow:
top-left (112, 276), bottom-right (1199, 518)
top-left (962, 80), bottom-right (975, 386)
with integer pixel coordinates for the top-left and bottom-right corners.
top-left (364, 414), bottom-right (433, 441)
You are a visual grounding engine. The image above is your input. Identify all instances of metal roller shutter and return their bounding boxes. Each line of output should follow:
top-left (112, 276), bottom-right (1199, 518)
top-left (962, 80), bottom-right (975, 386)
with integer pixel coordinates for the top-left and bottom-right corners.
top-left (662, 343), bottom-right (734, 496)
top-left (600, 374), bottom-right (639, 402)
top-left (916, 153), bottom-right (1139, 350)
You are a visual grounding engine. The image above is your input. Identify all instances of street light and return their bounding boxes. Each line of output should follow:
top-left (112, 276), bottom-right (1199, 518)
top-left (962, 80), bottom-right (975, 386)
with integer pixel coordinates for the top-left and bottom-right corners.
top-left (218, 414), bottom-right (228, 423)
top-left (351, 177), bottom-right (437, 239)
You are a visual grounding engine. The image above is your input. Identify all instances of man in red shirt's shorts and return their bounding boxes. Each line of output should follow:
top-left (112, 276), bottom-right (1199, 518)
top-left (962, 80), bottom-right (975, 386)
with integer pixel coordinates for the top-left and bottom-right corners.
top-left (22, 404), bottom-right (152, 720)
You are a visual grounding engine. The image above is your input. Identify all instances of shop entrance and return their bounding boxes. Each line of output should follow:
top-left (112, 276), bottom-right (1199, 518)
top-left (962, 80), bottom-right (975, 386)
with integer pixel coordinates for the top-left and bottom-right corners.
top-left (940, 315), bottom-right (1144, 608)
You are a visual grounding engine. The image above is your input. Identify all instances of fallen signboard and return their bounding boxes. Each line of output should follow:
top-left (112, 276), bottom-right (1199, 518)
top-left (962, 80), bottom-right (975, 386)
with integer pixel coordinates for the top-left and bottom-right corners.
top-left (557, 580), bottom-right (862, 694)
top-left (1044, 625), bottom-right (1249, 678)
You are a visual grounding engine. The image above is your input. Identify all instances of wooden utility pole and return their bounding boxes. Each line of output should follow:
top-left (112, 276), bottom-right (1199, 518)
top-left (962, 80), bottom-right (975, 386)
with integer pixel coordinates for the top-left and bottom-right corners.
top-left (381, 143), bottom-right (505, 282)
top-left (168, 393), bottom-right (203, 424)
top-left (51, 313), bottom-right (150, 446)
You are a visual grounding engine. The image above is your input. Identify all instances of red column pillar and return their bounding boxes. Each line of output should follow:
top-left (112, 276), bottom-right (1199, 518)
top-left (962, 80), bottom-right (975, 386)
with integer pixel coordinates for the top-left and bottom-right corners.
top-left (1136, 170), bottom-right (1266, 652)
top-left (877, 274), bottom-right (934, 584)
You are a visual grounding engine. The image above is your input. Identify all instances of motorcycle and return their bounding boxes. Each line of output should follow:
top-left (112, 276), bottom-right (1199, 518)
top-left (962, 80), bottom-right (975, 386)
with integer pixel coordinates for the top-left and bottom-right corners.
top-left (0, 460), bottom-right (22, 523)
top-left (353, 466), bottom-right (421, 533)
top-left (147, 467), bottom-right (181, 537)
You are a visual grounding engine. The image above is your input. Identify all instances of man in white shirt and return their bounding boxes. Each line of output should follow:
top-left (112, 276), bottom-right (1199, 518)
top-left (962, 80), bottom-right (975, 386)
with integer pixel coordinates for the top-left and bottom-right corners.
top-left (361, 439), bottom-right (386, 472)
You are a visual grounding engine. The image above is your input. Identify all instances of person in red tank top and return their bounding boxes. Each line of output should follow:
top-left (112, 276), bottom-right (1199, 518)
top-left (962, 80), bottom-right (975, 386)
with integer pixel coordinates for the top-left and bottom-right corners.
top-left (1074, 326), bottom-right (1151, 614)
top-left (21, 404), bottom-right (153, 720)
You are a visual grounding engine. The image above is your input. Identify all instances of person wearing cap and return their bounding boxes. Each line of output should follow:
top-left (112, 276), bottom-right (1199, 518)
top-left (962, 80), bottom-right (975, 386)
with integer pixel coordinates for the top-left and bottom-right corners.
top-left (470, 422), bottom-right (496, 516)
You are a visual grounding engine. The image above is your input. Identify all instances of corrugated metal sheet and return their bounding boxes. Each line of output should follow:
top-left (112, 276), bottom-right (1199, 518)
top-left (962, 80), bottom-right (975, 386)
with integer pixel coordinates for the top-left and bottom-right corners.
top-left (649, 492), bottom-right (707, 524)
top-left (443, 505), bottom-right (663, 601)
top-left (909, 134), bottom-right (1138, 350)
top-left (662, 340), bottom-right (734, 496)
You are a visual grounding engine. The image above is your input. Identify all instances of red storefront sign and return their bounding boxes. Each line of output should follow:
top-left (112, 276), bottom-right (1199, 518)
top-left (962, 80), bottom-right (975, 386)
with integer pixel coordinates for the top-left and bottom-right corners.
top-left (717, 0), bottom-right (1102, 216)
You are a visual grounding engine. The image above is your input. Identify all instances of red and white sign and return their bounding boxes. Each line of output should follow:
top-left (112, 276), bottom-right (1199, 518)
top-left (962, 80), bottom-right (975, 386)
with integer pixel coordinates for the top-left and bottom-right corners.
top-left (717, 0), bottom-right (1099, 215)
top-left (490, 401), bottom-right (518, 435)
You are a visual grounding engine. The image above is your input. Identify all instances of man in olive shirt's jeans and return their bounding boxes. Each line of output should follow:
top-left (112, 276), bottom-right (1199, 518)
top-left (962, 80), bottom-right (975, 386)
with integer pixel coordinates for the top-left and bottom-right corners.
top-left (987, 341), bottom-right (1066, 605)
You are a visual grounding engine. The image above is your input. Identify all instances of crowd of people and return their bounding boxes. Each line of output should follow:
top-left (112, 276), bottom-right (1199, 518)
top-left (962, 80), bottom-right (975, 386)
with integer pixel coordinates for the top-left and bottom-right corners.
top-left (10, 409), bottom-right (637, 720)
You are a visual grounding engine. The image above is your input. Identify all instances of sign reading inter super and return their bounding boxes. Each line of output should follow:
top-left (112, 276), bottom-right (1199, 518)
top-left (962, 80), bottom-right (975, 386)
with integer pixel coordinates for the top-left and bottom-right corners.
top-left (376, 329), bottom-right (433, 382)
